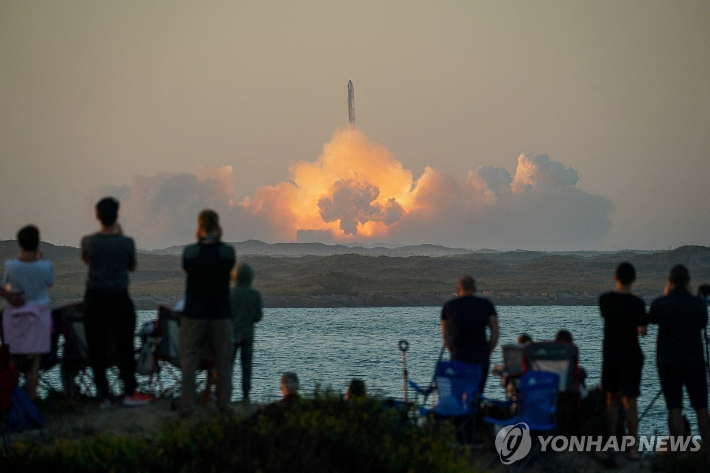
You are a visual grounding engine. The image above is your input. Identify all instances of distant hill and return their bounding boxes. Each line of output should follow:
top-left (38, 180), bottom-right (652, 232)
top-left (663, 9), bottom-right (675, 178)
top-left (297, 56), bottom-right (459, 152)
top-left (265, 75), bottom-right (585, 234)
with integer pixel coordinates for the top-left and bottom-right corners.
top-left (1, 240), bottom-right (708, 309)
top-left (148, 239), bottom-right (636, 258)
top-left (151, 240), bottom-right (479, 257)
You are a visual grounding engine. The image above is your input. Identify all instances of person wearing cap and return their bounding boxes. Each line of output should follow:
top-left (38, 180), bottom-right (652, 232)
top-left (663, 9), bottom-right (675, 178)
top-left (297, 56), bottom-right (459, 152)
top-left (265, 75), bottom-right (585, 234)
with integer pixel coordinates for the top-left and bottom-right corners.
top-left (648, 264), bottom-right (710, 444)
top-left (230, 262), bottom-right (263, 403)
top-left (179, 209), bottom-right (236, 416)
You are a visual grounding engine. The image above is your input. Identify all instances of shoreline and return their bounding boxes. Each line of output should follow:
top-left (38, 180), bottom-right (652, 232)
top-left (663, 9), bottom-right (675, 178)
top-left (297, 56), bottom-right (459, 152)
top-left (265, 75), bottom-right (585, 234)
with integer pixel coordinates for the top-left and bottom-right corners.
top-left (48, 293), bottom-right (602, 311)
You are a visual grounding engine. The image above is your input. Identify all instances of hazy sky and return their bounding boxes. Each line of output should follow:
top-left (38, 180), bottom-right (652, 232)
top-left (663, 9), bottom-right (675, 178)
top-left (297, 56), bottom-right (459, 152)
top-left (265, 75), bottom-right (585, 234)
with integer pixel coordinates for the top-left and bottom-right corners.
top-left (2, 1), bottom-right (708, 250)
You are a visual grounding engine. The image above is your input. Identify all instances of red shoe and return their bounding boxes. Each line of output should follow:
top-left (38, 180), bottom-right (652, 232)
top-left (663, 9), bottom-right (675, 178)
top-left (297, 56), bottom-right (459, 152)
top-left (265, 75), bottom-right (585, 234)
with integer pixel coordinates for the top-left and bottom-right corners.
top-left (123, 392), bottom-right (152, 407)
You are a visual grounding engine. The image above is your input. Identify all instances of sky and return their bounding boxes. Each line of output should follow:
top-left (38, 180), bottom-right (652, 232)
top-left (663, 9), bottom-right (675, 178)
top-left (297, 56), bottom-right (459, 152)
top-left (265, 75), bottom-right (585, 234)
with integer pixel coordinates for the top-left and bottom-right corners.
top-left (1, 1), bottom-right (709, 251)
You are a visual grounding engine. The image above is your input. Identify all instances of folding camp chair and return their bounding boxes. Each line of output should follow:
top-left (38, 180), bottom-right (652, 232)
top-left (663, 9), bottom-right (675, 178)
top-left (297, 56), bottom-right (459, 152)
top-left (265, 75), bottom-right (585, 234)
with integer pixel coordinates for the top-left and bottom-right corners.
top-left (522, 341), bottom-right (582, 434)
top-left (55, 303), bottom-right (124, 399)
top-left (484, 371), bottom-right (559, 471)
top-left (409, 361), bottom-right (485, 444)
top-left (147, 305), bottom-right (215, 401)
top-left (521, 342), bottom-right (579, 393)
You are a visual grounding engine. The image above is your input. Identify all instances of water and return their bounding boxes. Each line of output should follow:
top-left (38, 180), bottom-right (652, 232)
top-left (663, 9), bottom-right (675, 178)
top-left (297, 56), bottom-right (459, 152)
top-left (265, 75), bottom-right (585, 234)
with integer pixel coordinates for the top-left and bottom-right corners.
top-left (36, 305), bottom-right (705, 436)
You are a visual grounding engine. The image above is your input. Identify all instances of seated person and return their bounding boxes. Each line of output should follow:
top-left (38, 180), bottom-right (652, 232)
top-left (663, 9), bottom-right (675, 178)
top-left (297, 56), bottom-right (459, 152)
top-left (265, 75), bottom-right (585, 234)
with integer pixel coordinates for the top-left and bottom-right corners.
top-left (345, 378), bottom-right (367, 401)
top-left (553, 329), bottom-right (588, 395)
top-left (493, 334), bottom-right (531, 395)
top-left (279, 371), bottom-right (300, 406)
top-left (517, 333), bottom-right (533, 345)
top-left (554, 329), bottom-right (573, 343)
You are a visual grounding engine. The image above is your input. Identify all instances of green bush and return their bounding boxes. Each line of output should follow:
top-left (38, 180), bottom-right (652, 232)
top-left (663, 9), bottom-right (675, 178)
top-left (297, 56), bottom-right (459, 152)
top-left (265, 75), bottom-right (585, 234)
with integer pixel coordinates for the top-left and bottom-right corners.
top-left (1, 394), bottom-right (476, 473)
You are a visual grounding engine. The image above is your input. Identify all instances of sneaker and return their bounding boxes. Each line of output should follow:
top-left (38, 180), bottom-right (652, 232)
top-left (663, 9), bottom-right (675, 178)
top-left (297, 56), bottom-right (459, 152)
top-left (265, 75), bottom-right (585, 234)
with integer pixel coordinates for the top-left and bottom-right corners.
top-left (122, 392), bottom-right (152, 407)
top-left (98, 398), bottom-right (112, 410)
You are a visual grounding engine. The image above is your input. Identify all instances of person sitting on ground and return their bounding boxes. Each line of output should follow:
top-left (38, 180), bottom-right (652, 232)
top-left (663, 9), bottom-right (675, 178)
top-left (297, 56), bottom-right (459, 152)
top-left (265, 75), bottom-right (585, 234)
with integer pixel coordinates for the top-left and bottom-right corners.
top-left (648, 264), bottom-right (710, 448)
top-left (598, 262), bottom-right (648, 460)
top-left (345, 378), bottom-right (367, 401)
top-left (230, 263), bottom-right (263, 403)
top-left (280, 371), bottom-right (300, 406)
top-left (1, 225), bottom-right (54, 400)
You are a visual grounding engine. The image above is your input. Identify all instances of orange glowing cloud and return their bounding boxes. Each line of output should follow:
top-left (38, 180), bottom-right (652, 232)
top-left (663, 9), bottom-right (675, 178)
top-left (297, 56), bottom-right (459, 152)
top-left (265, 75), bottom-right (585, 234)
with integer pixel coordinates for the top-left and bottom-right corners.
top-left (240, 128), bottom-right (414, 241)
top-left (88, 128), bottom-right (614, 250)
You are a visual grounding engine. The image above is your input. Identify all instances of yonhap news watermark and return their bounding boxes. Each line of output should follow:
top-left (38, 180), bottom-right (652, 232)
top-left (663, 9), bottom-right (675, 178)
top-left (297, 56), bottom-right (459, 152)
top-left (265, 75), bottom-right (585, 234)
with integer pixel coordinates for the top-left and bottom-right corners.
top-left (495, 422), bottom-right (703, 465)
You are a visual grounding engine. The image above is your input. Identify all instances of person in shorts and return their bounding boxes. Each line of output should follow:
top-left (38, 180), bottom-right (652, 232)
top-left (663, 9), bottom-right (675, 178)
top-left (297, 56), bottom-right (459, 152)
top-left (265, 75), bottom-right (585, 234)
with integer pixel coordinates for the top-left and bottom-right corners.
top-left (2, 225), bottom-right (54, 400)
top-left (598, 262), bottom-right (647, 460)
top-left (81, 197), bottom-right (151, 408)
top-left (648, 264), bottom-right (710, 444)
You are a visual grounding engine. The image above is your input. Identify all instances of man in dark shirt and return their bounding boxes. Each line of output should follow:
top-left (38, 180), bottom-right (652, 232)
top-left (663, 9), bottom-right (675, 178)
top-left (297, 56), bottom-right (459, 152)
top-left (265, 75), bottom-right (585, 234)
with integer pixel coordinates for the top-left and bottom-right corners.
top-left (81, 197), bottom-right (150, 407)
top-left (440, 275), bottom-right (499, 393)
top-left (599, 262), bottom-right (647, 460)
top-left (648, 264), bottom-right (710, 444)
top-left (178, 209), bottom-right (235, 416)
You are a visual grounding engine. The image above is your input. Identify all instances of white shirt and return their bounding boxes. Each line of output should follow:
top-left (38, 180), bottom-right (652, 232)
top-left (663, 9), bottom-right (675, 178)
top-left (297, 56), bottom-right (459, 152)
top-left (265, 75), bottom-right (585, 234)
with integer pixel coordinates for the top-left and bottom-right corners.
top-left (2, 259), bottom-right (54, 304)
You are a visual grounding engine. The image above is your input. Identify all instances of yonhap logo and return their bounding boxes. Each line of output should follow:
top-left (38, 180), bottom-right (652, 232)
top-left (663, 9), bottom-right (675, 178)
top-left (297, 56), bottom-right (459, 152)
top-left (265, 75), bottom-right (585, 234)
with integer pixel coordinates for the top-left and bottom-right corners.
top-left (495, 422), bottom-right (532, 465)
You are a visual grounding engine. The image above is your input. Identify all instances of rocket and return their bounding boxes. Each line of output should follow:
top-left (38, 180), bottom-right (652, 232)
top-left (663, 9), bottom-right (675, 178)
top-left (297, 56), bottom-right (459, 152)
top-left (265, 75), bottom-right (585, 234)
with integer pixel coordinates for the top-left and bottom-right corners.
top-left (347, 80), bottom-right (355, 128)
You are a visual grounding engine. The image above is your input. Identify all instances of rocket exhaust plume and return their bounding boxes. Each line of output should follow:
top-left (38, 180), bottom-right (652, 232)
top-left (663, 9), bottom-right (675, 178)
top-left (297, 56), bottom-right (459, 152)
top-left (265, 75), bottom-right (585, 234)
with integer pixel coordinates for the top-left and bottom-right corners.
top-left (347, 80), bottom-right (355, 129)
top-left (88, 83), bottom-right (614, 250)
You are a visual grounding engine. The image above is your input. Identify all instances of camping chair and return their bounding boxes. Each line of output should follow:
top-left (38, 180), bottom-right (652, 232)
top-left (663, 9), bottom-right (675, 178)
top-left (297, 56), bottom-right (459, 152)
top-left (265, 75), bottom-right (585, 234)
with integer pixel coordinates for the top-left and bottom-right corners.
top-left (147, 305), bottom-right (215, 401)
top-left (484, 370), bottom-right (559, 471)
top-left (521, 341), bottom-right (582, 435)
top-left (409, 361), bottom-right (485, 444)
top-left (492, 343), bottom-right (526, 395)
top-left (55, 303), bottom-right (124, 399)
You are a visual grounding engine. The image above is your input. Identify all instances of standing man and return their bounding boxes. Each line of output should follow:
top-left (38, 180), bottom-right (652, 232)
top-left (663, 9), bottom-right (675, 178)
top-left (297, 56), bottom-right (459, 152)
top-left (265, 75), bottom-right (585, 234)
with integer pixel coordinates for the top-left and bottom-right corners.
top-left (648, 264), bottom-right (710, 446)
top-left (598, 262), bottom-right (647, 460)
top-left (81, 197), bottom-right (150, 407)
top-left (230, 263), bottom-right (263, 403)
top-left (441, 275), bottom-right (499, 393)
top-left (179, 209), bottom-right (235, 416)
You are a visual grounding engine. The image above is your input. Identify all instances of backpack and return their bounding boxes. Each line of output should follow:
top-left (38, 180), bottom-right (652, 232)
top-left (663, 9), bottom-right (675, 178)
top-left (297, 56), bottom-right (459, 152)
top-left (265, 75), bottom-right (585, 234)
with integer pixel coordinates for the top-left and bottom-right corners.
top-left (7, 386), bottom-right (42, 432)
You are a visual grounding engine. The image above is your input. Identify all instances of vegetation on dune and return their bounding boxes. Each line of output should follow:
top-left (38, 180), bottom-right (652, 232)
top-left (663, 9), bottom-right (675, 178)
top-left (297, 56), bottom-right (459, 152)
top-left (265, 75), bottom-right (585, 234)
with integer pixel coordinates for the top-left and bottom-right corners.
top-left (1, 394), bottom-right (475, 473)
top-left (1, 241), bottom-right (709, 308)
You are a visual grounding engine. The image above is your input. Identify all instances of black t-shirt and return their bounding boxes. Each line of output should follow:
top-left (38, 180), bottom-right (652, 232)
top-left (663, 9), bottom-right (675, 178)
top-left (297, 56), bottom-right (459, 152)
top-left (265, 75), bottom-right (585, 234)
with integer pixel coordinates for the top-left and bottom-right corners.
top-left (182, 240), bottom-right (236, 320)
top-left (441, 295), bottom-right (497, 364)
top-left (599, 291), bottom-right (647, 362)
top-left (81, 233), bottom-right (136, 293)
top-left (648, 288), bottom-right (708, 369)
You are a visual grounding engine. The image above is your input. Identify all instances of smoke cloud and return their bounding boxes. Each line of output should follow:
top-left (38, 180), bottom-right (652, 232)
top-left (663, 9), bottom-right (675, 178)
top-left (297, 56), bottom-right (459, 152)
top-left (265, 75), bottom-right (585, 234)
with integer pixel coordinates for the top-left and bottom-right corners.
top-left (86, 128), bottom-right (614, 250)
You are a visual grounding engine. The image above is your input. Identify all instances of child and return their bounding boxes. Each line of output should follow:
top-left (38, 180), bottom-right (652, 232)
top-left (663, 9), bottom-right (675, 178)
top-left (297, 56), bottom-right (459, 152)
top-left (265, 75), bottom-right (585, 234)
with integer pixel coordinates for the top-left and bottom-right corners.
top-left (2, 225), bottom-right (54, 400)
top-left (230, 263), bottom-right (263, 402)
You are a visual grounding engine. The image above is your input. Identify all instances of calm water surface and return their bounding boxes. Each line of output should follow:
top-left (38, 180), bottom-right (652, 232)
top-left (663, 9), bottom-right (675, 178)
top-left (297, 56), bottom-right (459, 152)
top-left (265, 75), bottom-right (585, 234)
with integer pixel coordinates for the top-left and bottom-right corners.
top-left (39, 305), bottom-right (706, 436)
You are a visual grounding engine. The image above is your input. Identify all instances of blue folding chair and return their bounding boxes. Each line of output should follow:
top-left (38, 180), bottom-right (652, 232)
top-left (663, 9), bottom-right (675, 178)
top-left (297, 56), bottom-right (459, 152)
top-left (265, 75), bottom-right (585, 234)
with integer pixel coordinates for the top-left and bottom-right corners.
top-left (484, 370), bottom-right (559, 470)
top-left (409, 361), bottom-right (484, 444)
